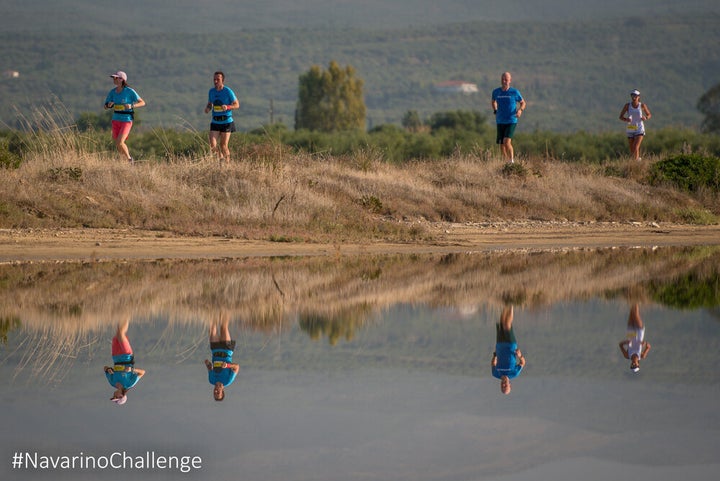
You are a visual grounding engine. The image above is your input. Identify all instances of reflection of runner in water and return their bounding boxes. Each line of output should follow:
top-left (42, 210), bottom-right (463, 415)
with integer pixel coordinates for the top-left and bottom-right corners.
top-left (491, 306), bottom-right (526, 394)
top-left (204, 314), bottom-right (240, 401)
top-left (104, 318), bottom-right (145, 405)
top-left (619, 303), bottom-right (651, 372)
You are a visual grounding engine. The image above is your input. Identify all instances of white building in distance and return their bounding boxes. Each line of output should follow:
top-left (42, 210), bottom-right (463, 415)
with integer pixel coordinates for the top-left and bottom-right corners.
top-left (433, 81), bottom-right (478, 94)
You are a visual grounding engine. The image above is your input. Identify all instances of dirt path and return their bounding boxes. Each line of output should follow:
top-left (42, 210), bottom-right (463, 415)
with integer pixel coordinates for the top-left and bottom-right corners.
top-left (1, 222), bottom-right (719, 263)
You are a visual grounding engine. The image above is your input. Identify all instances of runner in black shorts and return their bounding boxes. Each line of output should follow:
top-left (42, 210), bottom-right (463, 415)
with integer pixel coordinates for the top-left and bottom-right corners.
top-left (204, 71), bottom-right (239, 163)
top-left (491, 72), bottom-right (526, 164)
top-left (210, 121), bottom-right (237, 134)
top-left (204, 313), bottom-right (240, 401)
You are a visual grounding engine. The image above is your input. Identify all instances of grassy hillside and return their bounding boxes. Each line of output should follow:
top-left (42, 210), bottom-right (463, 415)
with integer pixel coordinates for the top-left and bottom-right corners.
top-left (1, 9), bottom-right (719, 133)
top-left (1, 124), bottom-right (718, 241)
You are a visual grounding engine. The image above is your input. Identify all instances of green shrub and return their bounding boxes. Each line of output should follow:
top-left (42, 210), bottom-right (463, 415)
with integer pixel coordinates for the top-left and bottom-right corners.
top-left (0, 132), bottom-right (26, 168)
top-left (427, 110), bottom-right (488, 134)
top-left (0, 142), bottom-right (22, 169)
top-left (649, 153), bottom-right (720, 192)
top-left (673, 208), bottom-right (718, 225)
top-left (367, 124), bottom-right (410, 163)
top-left (501, 161), bottom-right (528, 178)
top-left (132, 129), bottom-right (208, 160)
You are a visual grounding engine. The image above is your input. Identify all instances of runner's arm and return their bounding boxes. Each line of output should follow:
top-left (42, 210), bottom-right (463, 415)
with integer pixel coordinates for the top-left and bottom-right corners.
top-left (619, 104), bottom-right (630, 121)
top-left (642, 103), bottom-right (652, 121)
top-left (127, 98), bottom-right (145, 110)
top-left (641, 342), bottom-right (651, 359)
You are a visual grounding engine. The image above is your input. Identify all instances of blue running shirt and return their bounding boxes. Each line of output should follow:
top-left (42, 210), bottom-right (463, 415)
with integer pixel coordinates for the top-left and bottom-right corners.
top-left (492, 87), bottom-right (524, 124)
top-left (208, 87), bottom-right (238, 125)
top-left (492, 342), bottom-right (523, 379)
top-left (105, 87), bottom-right (141, 122)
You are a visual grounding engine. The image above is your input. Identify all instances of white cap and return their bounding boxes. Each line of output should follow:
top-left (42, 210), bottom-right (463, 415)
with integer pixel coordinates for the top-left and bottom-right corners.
top-left (111, 394), bottom-right (127, 405)
top-left (630, 89), bottom-right (640, 96)
top-left (110, 71), bottom-right (128, 82)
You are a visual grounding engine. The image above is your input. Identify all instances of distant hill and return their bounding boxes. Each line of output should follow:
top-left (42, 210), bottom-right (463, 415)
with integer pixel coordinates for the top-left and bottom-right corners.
top-left (1, 1), bottom-right (719, 133)
top-left (2, 0), bottom-right (717, 33)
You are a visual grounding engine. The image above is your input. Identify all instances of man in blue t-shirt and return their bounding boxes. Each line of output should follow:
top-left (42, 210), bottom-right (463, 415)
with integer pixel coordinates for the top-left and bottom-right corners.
top-left (491, 306), bottom-right (526, 395)
top-left (491, 72), bottom-right (526, 164)
top-left (204, 314), bottom-right (240, 401)
top-left (204, 71), bottom-right (240, 163)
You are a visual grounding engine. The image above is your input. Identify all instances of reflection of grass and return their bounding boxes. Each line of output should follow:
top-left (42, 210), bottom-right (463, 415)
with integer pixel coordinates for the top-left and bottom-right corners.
top-left (2, 246), bottom-right (720, 380)
top-left (7, 326), bottom-right (100, 384)
top-left (2, 246), bottom-right (718, 335)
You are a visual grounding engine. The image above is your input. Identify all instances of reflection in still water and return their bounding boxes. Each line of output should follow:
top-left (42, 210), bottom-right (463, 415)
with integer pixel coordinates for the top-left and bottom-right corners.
top-left (205, 312), bottom-right (240, 401)
top-left (298, 304), bottom-right (373, 345)
top-left (1, 246), bottom-right (720, 481)
top-left (0, 246), bottom-right (718, 382)
top-left (103, 318), bottom-right (146, 405)
top-left (492, 306), bottom-right (526, 394)
top-left (619, 303), bottom-right (652, 373)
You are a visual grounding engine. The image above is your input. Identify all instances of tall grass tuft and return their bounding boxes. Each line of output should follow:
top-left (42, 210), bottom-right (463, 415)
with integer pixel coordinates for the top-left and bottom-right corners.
top-left (12, 99), bottom-right (101, 163)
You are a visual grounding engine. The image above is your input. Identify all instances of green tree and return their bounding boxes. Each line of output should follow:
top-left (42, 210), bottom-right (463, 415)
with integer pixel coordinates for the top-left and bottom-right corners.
top-left (76, 111), bottom-right (112, 132)
top-left (401, 110), bottom-right (423, 132)
top-left (295, 60), bottom-right (366, 132)
top-left (697, 82), bottom-right (720, 134)
top-left (428, 110), bottom-right (487, 134)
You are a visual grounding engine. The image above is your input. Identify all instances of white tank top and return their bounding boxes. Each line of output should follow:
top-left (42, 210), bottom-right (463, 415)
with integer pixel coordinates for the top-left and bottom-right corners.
top-left (626, 102), bottom-right (645, 135)
top-left (626, 327), bottom-right (645, 357)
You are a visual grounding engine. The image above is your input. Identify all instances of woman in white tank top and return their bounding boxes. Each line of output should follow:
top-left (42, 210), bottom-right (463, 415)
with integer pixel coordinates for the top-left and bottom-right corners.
top-left (619, 89), bottom-right (652, 160)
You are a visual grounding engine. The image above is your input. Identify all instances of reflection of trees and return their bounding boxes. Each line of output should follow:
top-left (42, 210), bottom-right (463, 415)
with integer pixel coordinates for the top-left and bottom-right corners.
top-left (648, 269), bottom-right (720, 309)
top-left (0, 316), bottom-right (21, 345)
top-left (298, 303), bottom-right (373, 345)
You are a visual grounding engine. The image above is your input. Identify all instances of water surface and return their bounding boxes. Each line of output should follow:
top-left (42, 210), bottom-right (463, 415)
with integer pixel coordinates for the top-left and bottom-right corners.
top-left (1, 247), bottom-right (719, 480)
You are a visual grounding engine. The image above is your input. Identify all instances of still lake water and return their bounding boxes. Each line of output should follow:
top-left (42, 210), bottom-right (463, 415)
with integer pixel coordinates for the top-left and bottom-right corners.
top-left (1, 247), bottom-right (719, 481)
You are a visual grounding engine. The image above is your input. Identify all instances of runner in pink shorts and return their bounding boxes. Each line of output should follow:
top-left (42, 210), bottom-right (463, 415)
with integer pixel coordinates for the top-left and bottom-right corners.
top-left (104, 318), bottom-right (145, 405)
top-left (104, 71), bottom-right (146, 163)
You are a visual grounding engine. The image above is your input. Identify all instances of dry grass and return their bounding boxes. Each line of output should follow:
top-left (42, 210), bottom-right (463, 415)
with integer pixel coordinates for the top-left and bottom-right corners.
top-left (1, 127), bottom-right (717, 243)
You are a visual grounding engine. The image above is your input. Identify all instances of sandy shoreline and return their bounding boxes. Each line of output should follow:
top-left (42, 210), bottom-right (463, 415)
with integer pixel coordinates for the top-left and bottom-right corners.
top-left (2, 221), bottom-right (719, 263)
